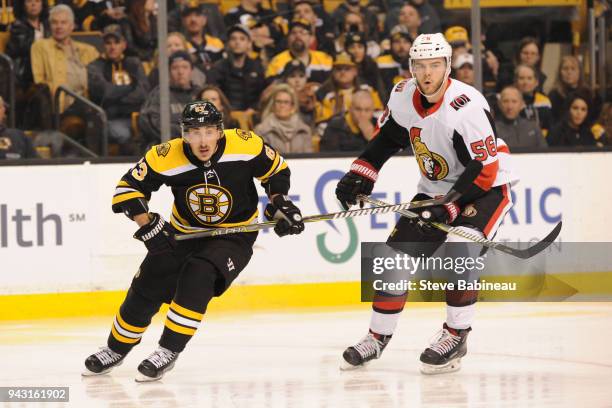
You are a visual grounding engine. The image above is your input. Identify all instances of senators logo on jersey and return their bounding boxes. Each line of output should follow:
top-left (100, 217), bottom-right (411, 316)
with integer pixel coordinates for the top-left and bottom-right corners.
top-left (410, 127), bottom-right (449, 181)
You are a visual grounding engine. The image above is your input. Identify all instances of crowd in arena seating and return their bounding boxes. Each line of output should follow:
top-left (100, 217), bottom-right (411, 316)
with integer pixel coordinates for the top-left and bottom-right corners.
top-left (0, 0), bottom-right (609, 159)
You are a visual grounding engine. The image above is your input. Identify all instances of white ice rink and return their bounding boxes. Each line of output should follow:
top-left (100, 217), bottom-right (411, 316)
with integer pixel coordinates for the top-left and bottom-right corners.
top-left (1, 302), bottom-right (612, 408)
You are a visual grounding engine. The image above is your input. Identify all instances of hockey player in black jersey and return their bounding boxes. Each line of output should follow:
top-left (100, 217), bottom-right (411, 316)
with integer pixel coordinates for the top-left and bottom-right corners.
top-left (82, 101), bottom-right (304, 382)
top-left (336, 33), bottom-right (517, 374)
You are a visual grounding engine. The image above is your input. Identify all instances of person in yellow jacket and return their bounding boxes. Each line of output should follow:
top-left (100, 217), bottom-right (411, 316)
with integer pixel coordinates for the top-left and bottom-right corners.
top-left (314, 52), bottom-right (383, 125)
top-left (30, 4), bottom-right (99, 113)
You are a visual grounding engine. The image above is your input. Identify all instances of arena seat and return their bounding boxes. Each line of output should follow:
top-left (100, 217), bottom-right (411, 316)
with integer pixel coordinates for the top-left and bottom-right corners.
top-left (0, 32), bottom-right (10, 53)
top-left (71, 31), bottom-right (104, 53)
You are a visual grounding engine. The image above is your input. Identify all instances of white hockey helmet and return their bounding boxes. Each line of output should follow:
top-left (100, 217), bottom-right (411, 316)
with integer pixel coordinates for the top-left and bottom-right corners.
top-left (409, 33), bottom-right (453, 96)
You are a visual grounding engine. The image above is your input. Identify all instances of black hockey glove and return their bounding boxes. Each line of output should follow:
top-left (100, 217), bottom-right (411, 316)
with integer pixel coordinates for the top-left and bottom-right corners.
top-left (133, 213), bottom-right (177, 254)
top-left (335, 159), bottom-right (378, 210)
top-left (413, 201), bottom-right (460, 224)
top-left (264, 195), bottom-right (305, 237)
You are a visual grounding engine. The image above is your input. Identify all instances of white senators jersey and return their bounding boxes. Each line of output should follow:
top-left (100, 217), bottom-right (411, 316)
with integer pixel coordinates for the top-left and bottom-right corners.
top-left (378, 78), bottom-right (518, 197)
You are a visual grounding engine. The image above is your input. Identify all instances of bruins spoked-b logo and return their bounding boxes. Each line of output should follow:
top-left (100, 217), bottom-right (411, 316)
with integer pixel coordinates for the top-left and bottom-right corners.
top-left (186, 183), bottom-right (232, 226)
top-left (409, 127), bottom-right (449, 181)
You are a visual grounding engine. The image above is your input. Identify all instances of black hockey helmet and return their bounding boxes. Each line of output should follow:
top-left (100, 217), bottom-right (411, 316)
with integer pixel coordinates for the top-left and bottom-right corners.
top-left (180, 100), bottom-right (224, 132)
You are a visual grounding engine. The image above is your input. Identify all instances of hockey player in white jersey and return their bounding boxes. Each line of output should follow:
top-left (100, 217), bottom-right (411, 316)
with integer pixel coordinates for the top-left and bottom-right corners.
top-left (335, 33), bottom-right (517, 374)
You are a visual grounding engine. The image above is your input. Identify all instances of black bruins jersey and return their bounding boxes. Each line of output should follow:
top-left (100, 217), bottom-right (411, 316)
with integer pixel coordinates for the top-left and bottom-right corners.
top-left (111, 129), bottom-right (290, 234)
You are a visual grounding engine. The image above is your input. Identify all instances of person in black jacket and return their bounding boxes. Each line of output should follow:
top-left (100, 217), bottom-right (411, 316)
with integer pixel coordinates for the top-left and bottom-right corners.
top-left (344, 31), bottom-right (387, 100)
top-left (206, 24), bottom-right (266, 112)
top-left (87, 25), bottom-right (149, 150)
top-left (547, 92), bottom-right (598, 147)
top-left (0, 96), bottom-right (39, 159)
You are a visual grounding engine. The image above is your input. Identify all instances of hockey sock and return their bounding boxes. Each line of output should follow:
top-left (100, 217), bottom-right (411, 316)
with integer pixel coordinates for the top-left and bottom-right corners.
top-left (108, 288), bottom-right (161, 354)
top-left (369, 291), bottom-right (407, 336)
top-left (445, 304), bottom-right (476, 330)
top-left (159, 261), bottom-right (216, 353)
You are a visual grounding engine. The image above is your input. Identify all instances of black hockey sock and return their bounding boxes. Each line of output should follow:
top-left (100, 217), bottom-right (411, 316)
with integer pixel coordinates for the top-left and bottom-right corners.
top-left (108, 288), bottom-right (162, 355)
top-left (158, 261), bottom-right (217, 353)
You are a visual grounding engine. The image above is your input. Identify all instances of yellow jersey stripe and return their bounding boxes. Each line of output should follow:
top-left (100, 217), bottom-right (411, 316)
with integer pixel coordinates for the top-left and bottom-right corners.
top-left (111, 325), bottom-right (141, 344)
top-left (165, 318), bottom-right (197, 336)
top-left (116, 312), bottom-right (147, 333)
top-left (259, 154), bottom-right (281, 180)
top-left (112, 191), bottom-right (145, 205)
top-left (117, 180), bottom-right (130, 187)
top-left (170, 301), bottom-right (204, 321)
top-left (172, 205), bottom-right (190, 226)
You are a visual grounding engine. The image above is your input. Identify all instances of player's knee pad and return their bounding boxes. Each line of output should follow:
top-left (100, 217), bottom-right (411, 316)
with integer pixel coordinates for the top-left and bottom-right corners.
top-left (121, 288), bottom-right (162, 321)
top-left (175, 258), bottom-right (219, 308)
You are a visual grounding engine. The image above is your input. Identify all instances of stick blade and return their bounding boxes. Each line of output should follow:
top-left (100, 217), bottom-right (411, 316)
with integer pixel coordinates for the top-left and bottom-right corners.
top-left (521, 221), bottom-right (563, 259)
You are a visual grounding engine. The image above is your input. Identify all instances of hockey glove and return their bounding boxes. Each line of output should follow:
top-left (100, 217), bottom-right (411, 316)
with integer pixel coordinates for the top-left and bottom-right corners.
top-left (264, 195), bottom-right (305, 237)
top-left (133, 212), bottom-right (177, 254)
top-left (335, 159), bottom-right (378, 210)
top-left (413, 201), bottom-right (460, 224)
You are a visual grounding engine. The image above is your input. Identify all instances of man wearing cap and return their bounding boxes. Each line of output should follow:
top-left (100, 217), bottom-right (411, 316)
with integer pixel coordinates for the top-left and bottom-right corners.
top-left (181, 3), bottom-right (224, 71)
top-left (266, 19), bottom-right (333, 84)
top-left (452, 52), bottom-right (475, 86)
top-left (225, 0), bottom-right (286, 46)
top-left (314, 52), bottom-right (383, 125)
top-left (345, 32), bottom-right (386, 100)
top-left (138, 51), bottom-right (201, 150)
top-left (168, 0), bottom-right (226, 40)
top-left (293, 0), bottom-right (335, 56)
top-left (207, 25), bottom-right (266, 112)
top-left (31, 4), bottom-right (99, 113)
top-left (0, 96), bottom-right (39, 159)
top-left (331, 0), bottom-right (379, 43)
top-left (376, 26), bottom-right (412, 92)
top-left (87, 24), bottom-right (149, 152)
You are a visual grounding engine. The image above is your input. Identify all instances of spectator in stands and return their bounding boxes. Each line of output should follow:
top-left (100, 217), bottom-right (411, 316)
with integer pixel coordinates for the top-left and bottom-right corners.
top-left (495, 86), bottom-right (546, 148)
top-left (168, 0), bottom-right (226, 40)
top-left (596, 102), bottom-right (611, 145)
top-left (452, 52), bottom-right (474, 86)
top-left (121, 0), bottom-right (157, 62)
top-left (198, 85), bottom-right (240, 130)
top-left (254, 84), bottom-right (313, 153)
top-left (314, 52), bottom-right (383, 125)
top-left (57, 0), bottom-right (99, 31)
top-left (335, 11), bottom-right (381, 59)
top-left (344, 32), bottom-right (386, 99)
top-left (384, 0), bottom-right (439, 36)
top-left (292, 0), bottom-right (335, 56)
top-left (498, 37), bottom-right (546, 92)
top-left (138, 51), bottom-right (201, 148)
top-left (266, 19), bottom-right (333, 84)
top-left (255, 84), bottom-right (313, 154)
top-left (87, 25), bottom-right (149, 151)
top-left (0, 96), bottom-right (39, 159)
top-left (549, 55), bottom-right (602, 123)
top-left (547, 92), bottom-right (599, 147)
top-left (148, 32), bottom-right (207, 88)
top-left (250, 21), bottom-right (281, 67)
top-left (320, 89), bottom-right (376, 151)
top-left (89, 0), bottom-right (127, 31)
top-left (181, 3), bottom-right (224, 72)
top-left (390, 4), bottom-right (421, 40)
top-left (7, 0), bottom-right (49, 89)
top-left (376, 26), bottom-right (412, 93)
top-left (224, 0), bottom-right (286, 47)
top-left (331, 0), bottom-right (378, 42)
top-left (514, 64), bottom-right (552, 136)
top-left (31, 4), bottom-right (99, 113)
top-left (207, 25), bottom-right (265, 112)
top-left (279, 59), bottom-right (317, 126)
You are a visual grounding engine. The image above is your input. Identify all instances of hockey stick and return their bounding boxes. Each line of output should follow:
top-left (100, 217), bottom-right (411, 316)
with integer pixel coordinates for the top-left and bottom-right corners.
top-left (358, 195), bottom-right (562, 260)
top-left (175, 196), bottom-right (450, 241)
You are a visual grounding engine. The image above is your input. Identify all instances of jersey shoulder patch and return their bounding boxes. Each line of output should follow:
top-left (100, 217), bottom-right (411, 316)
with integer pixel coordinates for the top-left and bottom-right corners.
top-left (145, 138), bottom-right (189, 173)
top-left (223, 128), bottom-right (264, 159)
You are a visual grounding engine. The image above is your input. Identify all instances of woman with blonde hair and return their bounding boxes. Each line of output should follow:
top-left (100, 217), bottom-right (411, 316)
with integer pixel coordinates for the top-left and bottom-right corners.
top-left (255, 84), bottom-right (313, 154)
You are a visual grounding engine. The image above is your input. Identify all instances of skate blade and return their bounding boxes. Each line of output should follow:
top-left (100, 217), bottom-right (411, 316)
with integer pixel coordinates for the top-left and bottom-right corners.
top-left (135, 373), bottom-right (163, 383)
top-left (81, 360), bottom-right (123, 377)
top-left (339, 359), bottom-right (370, 371)
top-left (420, 358), bottom-right (462, 375)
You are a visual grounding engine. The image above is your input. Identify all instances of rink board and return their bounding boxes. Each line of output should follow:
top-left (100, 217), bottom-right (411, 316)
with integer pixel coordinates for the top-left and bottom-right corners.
top-left (0, 152), bottom-right (610, 319)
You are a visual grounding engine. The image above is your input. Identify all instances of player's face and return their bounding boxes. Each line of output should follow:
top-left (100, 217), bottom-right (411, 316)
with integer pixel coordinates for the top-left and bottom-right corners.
top-left (499, 88), bottom-right (524, 120)
top-left (515, 67), bottom-right (538, 94)
top-left (569, 98), bottom-right (588, 127)
top-left (412, 57), bottom-right (447, 95)
top-left (184, 126), bottom-right (222, 162)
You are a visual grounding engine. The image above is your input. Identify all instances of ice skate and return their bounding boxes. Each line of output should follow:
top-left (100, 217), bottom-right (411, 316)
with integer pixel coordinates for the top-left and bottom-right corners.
top-left (82, 346), bottom-right (126, 376)
top-left (135, 346), bottom-right (179, 382)
top-left (341, 332), bottom-right (390, 370)
top-left (420, 323), bottom-right (471, 375)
